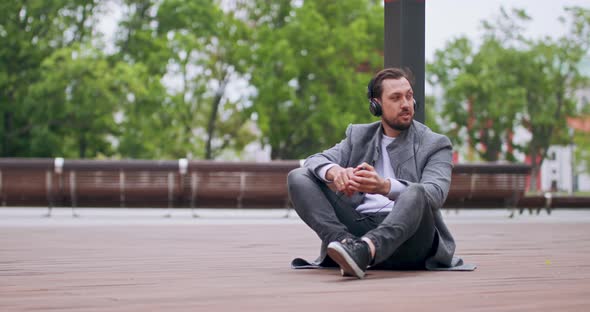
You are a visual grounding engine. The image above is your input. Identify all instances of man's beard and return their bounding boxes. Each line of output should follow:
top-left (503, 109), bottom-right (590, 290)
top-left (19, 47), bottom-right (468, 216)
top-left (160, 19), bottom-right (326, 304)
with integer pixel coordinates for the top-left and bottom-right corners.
top-left (385, 113), bottom-right (413, 131)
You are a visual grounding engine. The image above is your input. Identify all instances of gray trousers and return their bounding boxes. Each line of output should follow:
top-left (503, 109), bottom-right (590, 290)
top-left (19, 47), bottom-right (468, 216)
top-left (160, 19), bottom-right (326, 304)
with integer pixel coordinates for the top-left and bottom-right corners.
top-left (287, 167), bottom-right (436, 269)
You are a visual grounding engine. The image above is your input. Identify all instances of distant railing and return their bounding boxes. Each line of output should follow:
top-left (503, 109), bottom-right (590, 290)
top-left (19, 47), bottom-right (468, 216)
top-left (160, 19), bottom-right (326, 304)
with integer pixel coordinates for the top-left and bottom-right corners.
top-left (0, 158), bottom-right (298, 213)
top-left (1, 158), bottom-right (588, 216)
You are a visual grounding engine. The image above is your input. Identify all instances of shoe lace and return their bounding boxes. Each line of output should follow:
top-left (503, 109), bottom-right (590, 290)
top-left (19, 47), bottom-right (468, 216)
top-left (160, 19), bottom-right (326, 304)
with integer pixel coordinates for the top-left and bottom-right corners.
top-left (341, 238), bottom-right (365, 250)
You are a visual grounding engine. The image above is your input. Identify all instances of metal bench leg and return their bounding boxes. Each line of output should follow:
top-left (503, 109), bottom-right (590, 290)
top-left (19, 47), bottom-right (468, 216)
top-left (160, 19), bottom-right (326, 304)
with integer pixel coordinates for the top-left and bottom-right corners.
top-left (164, 172), bottom-right (174, 218)
top-left (190, 173), bottom-right (199, 218)
top-left (44, 206), bottom-right (53, 218)
top-left (283, 196), bottom-right (293, 219)
top-left (544, 192), bottom-right (552, 216)
top-left (283, 198), bottom-right (291, 218)
top-left (70, 172), bottom-right (79, 218)
top-left (43, 171), bottom-right (53, 218)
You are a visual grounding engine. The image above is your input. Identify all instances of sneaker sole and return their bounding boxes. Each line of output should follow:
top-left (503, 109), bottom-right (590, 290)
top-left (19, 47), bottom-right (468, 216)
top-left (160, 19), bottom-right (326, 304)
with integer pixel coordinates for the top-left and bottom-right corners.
top-left (327, 242), bottom-right (365, 279)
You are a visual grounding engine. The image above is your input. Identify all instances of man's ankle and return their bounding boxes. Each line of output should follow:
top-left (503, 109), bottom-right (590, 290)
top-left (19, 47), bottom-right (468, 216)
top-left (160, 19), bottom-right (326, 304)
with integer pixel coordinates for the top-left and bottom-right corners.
top-left (361, 237), bottom-right (376, 261)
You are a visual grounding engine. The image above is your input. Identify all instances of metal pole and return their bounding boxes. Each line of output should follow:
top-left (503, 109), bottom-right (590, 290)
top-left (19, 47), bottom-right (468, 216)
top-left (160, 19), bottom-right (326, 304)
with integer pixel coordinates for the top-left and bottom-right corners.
top-left (167, 172), bottom-right (174, 217)
top-left (384, 0), bottom-right (425, 124)
top-left (0, 170), bottom-right (3, 206)
top-left (190, 172), bottom-right (199, 218)
top-left (119, 170), bottom-right (126, 208)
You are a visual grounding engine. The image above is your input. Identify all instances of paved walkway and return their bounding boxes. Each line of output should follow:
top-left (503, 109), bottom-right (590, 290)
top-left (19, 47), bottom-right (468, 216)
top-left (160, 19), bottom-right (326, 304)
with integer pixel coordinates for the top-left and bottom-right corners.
top-left (1, 209), bottom-right (590, 311)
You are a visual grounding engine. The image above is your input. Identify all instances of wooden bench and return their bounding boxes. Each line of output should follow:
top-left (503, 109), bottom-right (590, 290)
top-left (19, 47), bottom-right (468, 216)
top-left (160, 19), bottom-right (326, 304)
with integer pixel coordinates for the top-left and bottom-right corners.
top-left (6, 159), bottom-right (588, 216)
top-left (444, 163), bottom-right (531, 209)
top-left (184, 161), bottom-right (299, 209)
top-left (518, 194), bottom-right (590, 215)
top-left (0, 159), bottom-right (535, 210)
top-left (0, 158), bottom-right (57, 210)
top-left (59, 160), bottom-right (181, 212)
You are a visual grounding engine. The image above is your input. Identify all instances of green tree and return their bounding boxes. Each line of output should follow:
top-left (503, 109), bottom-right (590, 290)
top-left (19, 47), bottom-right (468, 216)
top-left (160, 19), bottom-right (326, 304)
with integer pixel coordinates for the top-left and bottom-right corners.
top-left (428, 7), bottom-right (590, 191)
top-left (428, 36), bottom-right (526, 162)
top-left (573, 91), bottom-right (590, 173)
top-left (248, 0), bottom-right (384, 159)
top-left (26, 45), bottom-right (148, 158)
top-left (0, 0), bottom-right (103, 156)
top-left (114, 0), bottom-right (256, 160)
top-left (113, 0), bottom-right (172, 158)
top-left (508, 7), bottom-right (590, 191)
top-left (158, 0), bottom-right (255, 159)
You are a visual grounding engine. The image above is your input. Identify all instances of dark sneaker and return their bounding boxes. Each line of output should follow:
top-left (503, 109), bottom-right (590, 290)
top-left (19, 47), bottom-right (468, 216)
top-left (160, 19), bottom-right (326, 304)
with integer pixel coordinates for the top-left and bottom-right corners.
top-left (327, 238), bottom-right (371, 279)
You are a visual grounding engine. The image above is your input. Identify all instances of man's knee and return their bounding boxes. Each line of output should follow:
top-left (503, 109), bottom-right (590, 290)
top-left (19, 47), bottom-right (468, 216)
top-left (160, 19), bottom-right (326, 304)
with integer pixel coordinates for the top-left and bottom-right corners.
top-left (401, 184), bottom-right (430, 212)
top-left (404, 183), bottom-right (425, 197)
top-left (287, 167), bottom-right (314, 192)
top-left (287, 168), bottom-right (322, 214)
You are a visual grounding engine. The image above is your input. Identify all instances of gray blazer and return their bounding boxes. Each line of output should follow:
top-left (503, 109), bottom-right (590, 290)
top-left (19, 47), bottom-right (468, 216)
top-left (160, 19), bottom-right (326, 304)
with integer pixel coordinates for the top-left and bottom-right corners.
top-left (303, 120), bottom-right (461, 269)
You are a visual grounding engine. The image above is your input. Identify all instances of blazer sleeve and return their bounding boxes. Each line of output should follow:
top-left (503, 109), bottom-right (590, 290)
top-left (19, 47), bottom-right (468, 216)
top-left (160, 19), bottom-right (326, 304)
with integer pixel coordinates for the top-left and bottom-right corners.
top-left (400, 135), bottom-right (453, 210)
top-left (422, 136), bottom-right (453, 209)
top-left (303, 124), bottom-right (353, 181)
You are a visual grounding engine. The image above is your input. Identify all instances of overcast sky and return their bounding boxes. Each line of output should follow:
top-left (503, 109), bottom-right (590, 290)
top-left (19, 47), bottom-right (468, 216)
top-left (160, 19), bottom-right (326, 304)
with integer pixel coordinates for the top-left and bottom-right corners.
top-left (97, 0), bottom-right (590, 98)
top-left (425, 0), bottom-right (590, 60)
top-left (100, 0), bottom-right (590, 58)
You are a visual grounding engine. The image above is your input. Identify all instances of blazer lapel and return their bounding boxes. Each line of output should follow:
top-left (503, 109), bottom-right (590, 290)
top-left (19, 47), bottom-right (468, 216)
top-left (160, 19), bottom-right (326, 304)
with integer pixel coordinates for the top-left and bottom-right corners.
top-left (363, 124), bottom-right (382, 168)
top-left (386, 123), bottom-right (417, 178)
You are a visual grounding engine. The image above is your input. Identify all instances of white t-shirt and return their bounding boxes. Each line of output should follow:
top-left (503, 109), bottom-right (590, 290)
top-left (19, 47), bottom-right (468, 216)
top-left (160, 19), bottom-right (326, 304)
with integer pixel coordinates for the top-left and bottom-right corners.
top-left (318, 134), bottom-right (408, 214)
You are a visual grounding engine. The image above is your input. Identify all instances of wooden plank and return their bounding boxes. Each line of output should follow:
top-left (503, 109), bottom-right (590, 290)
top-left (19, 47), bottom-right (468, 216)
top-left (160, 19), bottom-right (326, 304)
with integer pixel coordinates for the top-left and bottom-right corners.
top-left (1, 219), bottom-right (590, 311)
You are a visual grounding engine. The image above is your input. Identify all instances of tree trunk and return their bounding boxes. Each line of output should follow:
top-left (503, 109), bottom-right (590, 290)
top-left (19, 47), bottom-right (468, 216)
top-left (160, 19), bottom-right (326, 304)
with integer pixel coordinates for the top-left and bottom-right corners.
top-left (506, 130), bottom-right (515, 161)
top-left (79, 133), bottom-right (87, 158)
top-left (272, 146), bottom-right (292, 160)
top-left (120, 1), bottom-right (151, 57)
top-left (467, 98), bottom-right (474, 162)
top-left (205, 78), bottom-right (228, 160)
top-left (2, 111), bottom-right (13, 156)
top-left (270, 147), bottom-right (279, 160)
top-left (529, 145), bottom-right (540, 193)
top-left (530, 164), bottom-right (540, 193)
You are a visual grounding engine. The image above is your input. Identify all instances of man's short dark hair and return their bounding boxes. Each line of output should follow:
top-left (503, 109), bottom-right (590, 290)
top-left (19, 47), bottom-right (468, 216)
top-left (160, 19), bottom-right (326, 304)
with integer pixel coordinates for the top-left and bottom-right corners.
top-left (368, 67), bottom-right (415, 100)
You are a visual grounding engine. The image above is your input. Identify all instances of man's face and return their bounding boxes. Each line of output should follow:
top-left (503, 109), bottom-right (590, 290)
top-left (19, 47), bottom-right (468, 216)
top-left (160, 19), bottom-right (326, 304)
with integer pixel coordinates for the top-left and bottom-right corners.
top-left (379, 77), bottom-right (414, 132)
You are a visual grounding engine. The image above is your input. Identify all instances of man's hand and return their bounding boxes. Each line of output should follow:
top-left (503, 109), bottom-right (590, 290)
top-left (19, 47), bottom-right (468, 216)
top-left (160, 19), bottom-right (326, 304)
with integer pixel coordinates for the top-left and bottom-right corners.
top-left (348, 162), bottom-right (390, 196)
top-left (326, 165), bottom-right (355, 196)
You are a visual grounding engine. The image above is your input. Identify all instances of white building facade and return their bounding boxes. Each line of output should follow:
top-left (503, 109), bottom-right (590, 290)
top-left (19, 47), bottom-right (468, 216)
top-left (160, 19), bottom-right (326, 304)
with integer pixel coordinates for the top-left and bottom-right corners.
top-left (541, 145), bottom-right (590, 193)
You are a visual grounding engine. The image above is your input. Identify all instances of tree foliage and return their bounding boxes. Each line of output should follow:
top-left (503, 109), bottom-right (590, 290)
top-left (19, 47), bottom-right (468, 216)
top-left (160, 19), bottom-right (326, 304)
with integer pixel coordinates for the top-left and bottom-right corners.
top-left (0, 0), bottom-right (103, 156)
top-left (27, 45), bottom-right (148, 158)
top-left (246, 0), bottom-right (384, 159)
top-left (2, 0), bottom-right (589, 171)
top-left (428, 7), bottom-right (590, 190)
top-left (428, 36), bottom-right (526, 162)
top-left (114, 0), bottom-right (256, 159)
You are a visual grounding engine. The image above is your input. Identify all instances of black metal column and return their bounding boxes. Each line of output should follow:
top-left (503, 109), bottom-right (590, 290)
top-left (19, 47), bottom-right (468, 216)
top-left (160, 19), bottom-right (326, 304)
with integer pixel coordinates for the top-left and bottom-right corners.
top-left (384, 0), bottom-right (425, 124)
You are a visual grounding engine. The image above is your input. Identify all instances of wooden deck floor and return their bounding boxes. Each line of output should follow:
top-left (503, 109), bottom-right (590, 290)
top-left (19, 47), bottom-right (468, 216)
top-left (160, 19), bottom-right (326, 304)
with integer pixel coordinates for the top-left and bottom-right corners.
top-left (1, 210), bottom-right (590, 311)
